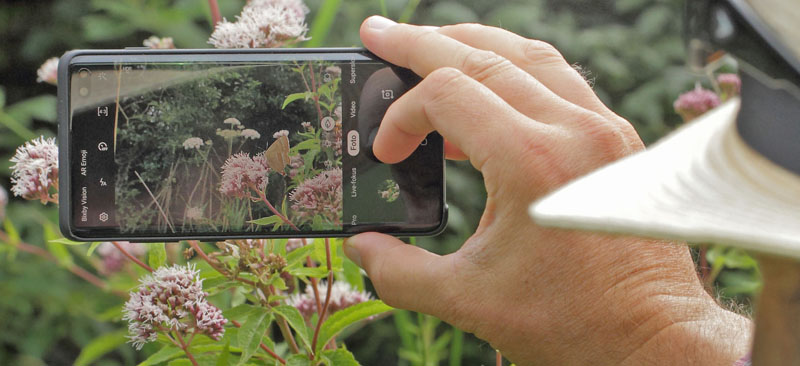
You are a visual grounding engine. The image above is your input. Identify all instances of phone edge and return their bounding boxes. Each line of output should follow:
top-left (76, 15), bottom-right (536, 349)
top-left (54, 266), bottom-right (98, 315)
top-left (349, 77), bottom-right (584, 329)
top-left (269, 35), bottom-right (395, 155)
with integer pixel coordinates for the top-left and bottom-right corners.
top-left (56, 48), bottom-right (448, 242)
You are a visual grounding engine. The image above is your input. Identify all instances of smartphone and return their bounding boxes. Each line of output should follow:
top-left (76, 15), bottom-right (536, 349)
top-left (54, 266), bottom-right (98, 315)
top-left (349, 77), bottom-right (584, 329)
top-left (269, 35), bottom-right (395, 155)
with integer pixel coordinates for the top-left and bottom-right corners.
top-left (58, 48), bottom-right (446, 241)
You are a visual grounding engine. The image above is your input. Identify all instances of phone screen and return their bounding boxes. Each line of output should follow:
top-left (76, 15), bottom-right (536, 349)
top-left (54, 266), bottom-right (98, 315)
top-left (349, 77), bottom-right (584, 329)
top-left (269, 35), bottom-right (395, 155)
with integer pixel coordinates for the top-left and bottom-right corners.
top-left (64, 50), bottom-right (444, 240)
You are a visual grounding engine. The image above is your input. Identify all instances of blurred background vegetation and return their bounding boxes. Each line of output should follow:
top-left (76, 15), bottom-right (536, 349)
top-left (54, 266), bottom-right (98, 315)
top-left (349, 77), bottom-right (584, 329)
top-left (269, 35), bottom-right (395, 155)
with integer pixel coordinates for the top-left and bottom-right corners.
top-left (0, 0), bottom-right (759, 364)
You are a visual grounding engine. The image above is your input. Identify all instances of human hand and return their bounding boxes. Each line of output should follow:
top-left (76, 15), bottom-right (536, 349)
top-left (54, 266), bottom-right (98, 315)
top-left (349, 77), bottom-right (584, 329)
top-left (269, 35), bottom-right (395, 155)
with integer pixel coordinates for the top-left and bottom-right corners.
top-left (345, 16), bottom-right (750, 365)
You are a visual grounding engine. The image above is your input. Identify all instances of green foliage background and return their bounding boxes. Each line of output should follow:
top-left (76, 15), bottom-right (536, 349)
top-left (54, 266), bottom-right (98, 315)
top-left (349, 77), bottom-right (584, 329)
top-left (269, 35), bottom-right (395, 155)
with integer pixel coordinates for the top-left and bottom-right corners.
top-left (0, 0), bottom-right (759, 365)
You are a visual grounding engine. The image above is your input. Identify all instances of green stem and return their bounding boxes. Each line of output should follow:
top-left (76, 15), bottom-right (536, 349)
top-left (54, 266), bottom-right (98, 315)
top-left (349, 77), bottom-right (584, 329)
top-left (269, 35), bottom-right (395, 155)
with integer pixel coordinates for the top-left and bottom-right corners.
top-left (399, 0), bottom-right (422, 23)
top-left (305, 0), bottom-right (343, 47)
top-left (379, 0), bottom-right (388, 17)
top-left (0, 111), bottom-right (36, 140)
top-left (276, 315), bottom-right (302, 354)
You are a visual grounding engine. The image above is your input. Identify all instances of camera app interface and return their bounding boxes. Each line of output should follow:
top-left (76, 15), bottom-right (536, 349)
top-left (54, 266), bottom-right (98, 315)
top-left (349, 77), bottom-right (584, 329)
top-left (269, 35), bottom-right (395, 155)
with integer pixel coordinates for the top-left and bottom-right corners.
top-left (69, 53), bottom-right (443, 238)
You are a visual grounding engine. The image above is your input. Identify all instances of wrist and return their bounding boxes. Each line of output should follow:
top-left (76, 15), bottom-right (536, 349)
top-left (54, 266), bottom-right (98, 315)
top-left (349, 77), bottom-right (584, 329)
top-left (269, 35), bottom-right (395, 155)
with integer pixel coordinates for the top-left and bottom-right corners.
top-left (622, 291), bottom-right (752, 366)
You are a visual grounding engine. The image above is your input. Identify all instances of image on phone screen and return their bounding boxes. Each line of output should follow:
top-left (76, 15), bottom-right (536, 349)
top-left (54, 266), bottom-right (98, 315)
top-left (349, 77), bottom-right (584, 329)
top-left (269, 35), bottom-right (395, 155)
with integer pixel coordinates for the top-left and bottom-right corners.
top-left (63, 51), bottom-right (444, 240)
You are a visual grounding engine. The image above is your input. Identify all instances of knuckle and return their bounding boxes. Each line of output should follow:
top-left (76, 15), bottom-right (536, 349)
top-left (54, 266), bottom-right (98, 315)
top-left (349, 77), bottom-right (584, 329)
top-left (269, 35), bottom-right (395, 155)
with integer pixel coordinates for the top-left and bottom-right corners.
top-left (445, 22), bottom-right (485, 34)
top-left (422, 67), bottom-right (469, 105)
top-left (516, 129), bottom-right (572, 189)
top-left (458, 49), bottom-right (515, 83)
top-left (522, 39), bottom-right (566, 65)
top-left (576, 112), bottom-right (634, 161)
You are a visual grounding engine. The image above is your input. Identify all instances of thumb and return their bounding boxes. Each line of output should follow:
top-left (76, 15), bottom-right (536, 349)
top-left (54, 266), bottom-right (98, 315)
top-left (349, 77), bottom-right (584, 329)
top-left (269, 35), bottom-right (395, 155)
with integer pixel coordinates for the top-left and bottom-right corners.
top-left (344, 232), bottom-right (454, 315)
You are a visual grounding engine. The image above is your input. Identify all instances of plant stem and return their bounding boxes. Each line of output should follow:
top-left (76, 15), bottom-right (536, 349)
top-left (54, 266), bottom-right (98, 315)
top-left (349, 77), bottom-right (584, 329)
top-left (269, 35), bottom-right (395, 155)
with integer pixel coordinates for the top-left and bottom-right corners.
top-left (231, 319), bottom-right (287, 364)
top-left (0, 232), bottom-right (117, 294)
top-left (307, 256), bottom-right (323, 314)
top-left (301, 239), bottom-right (324, 318)
top-left (496, 350), bottom-right (502, 366)
top-left (208, 0), bottom-right (222, 27)
top-left (252, 185), bottom-right (299, 231)
top-left (399, 0), bottom-right (422, 23)
top-left (112, 241), bottom-right (153, 272)
top-left (311, 238), bottom-right (334, 353)
top-left (188, 240), bottom-right (258, 287)
top-left (276, 315), bottom-right (302, 354)
top-left (174, 331), bottom-right (200, 366)
top-left (307, 62), bottom-right (325, 125)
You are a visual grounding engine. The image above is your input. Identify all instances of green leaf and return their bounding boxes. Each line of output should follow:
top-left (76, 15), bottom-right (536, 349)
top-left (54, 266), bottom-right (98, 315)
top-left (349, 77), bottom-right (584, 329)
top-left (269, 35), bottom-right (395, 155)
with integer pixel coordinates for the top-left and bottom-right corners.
top-left (86, 242), bottom-right (102, 256)
top-left (0, 86), bottom-right (5, 109)
top-left (273, 305), bottom-right (312, 350)
top-left (45, 240), bottom-right (73, 267)
top-left (2, 219), bottom-right (21, 246)
top-left (166, 360), bottom-right (192, 366)
top-left (291, 138), bottom-right (319, 153)
top-left (249, 215), bottom-right (284, 227)
top-left (48, 237), bottom-right (86, 245)
top-left (216, 339), bottom-right (231, 366)
top-left (321, 348), bottom-right (360, 366)
top-left (148, 243), bottom-right (168, 269)
top-left (288, 266), bottom-right (329, 278)
top-left (223, 304), bottom-right (260, 323)
top-left (82, 15), bottom-right (137, 41)
top-left (316, 300), bottom-right (393, 353)
top-left (282, 92), bottom-right (310, 109)
top-left (286, 354), bottom-right (312, 366)
top-left (6, 95), bottom-right (58, 123)
top-left (74, 329), bottom-right (129, 366)
top-left (286, 242), bottom-right (315, 266)
top-left (138, 344), bottom-right (183, 366)
top-left (237, 308), bottom-right (272, 365)
top-left (342, 257), bottom-right (365, 292)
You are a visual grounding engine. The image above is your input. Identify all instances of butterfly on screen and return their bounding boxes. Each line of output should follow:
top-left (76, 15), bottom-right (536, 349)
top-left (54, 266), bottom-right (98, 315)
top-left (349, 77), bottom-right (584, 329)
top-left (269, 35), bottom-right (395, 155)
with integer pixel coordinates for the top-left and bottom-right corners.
top-left (266, 135), bottom-right (290, 175)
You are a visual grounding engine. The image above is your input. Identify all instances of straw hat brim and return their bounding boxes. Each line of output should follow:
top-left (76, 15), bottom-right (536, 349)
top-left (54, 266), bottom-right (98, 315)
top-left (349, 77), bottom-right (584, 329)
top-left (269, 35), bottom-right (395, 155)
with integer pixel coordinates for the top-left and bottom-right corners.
top-left (530, 99), bottom-right (800, 259)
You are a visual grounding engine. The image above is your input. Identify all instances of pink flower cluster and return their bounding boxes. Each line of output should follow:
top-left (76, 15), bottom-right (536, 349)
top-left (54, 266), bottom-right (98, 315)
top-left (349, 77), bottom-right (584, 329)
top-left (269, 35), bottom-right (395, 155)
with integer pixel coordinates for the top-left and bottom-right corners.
top-left (289, 168), bottom-right (342, 224)
top-left (123, 264), bottom-right (227, 350)
top-left (288, 155), bottom-right (304, 178)
top-left (208, 0), bottom-right (309, 49)
top-left (673, 85), bottom-right (721, 122)
top-left (36, 57), bottom-right (58, 85)
top-left (285, 238), bottom-right (309, 252)
top-left (717, 73), bottom-right (741, 100)
top-left (0, 186), bottom-right (7, 222)
top-left (287, 281), bottom-right (372, 319)
top-left (10, 136), bottom-right (59, 203)
top-left (96, 241), bottom-right (148, 274)
top-left (219, 152), bottom-right (271, 198)
top-left (143, 36), bottom-right (175, 49)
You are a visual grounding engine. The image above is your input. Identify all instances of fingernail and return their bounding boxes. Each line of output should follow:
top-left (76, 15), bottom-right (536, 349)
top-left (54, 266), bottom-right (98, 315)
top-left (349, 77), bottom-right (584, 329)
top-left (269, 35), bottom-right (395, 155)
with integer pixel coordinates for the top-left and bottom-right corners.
top-left (343, 238), bottom-right (363, 267)
top-left (367, 15), bottom-right (397, 30)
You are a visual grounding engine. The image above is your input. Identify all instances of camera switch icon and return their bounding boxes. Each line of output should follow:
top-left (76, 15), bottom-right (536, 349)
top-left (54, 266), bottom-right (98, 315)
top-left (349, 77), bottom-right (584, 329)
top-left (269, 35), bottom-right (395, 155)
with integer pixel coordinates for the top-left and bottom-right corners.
top-left (381, 89), bottom-right (394, 100)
